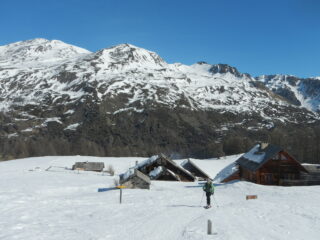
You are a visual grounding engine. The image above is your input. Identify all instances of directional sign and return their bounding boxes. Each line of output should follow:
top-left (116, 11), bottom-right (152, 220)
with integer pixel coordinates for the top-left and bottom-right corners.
top-left (246, 195), bottom-right (258, 200)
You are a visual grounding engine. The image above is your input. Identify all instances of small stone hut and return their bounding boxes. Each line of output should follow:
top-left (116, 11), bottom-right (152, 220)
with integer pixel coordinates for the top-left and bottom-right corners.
top-left (119, 169), bottom-right (151, 189)
top-left (72, 162), bottom-right (105, 172)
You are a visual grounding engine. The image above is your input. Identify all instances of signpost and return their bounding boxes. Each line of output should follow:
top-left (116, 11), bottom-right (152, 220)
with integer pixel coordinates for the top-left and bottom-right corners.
top-left (246, 195), bottom-right (258, 200)
top-left (116, 185), bottom-right (126, 204)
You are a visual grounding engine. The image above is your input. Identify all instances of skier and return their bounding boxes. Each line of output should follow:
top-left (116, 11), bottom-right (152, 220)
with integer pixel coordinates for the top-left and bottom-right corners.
top-left (203, 178), bottom-right (215, 208)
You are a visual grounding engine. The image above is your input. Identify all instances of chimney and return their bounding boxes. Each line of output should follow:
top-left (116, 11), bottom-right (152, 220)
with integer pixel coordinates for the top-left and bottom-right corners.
top-left (260, 142), bottom-right (269, 150)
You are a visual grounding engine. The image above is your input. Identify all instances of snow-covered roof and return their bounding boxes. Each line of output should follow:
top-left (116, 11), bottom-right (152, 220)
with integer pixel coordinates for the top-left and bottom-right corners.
top-left (149, 166), bottom-right (164, 179)
top-left (119, 168), bottom-right (151, 185)
top-left (242, 144), bottom-right (266, 164)
top-left (237, 144), bottom-right (283, 171)
top-left (213, 161), bottom-right (239, 183)
top-left (120, 168), bottom-right (135, 182)
top-left (132, 154), bottom-right (195, 182)
top-left (136, 155), bottom-right (159, 169)
top-left (120, 155), bottom-right (161, 182)
top-left (180, 159), bottom-right (210, 179)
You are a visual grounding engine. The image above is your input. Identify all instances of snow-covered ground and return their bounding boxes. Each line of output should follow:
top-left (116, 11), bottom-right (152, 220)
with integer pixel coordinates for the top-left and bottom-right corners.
top-left (1, 155), bottom-right (320, 240)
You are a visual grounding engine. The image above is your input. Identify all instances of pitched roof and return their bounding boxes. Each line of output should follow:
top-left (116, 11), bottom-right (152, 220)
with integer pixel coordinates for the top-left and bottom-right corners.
top-left (149, 166), bottom-right (180, 181)
top-left (120, 169), bottom-right (150, 184)
top-left (181, 159), bottom-right (210, 179)
top-left (237, 144), bottom-right (283, 172)
top-left (213, 161), bottom-right (239, 183)
top-left (134, 154), bottom-right (195, 182)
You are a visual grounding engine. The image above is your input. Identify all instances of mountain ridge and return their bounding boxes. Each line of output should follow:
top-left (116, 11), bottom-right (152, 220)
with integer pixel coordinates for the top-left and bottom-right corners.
top-left (1, 38), bottom-right (320, 160)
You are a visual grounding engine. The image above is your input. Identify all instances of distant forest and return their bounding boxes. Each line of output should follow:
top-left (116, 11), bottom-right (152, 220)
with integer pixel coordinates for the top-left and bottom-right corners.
top-left (1, 124), bottom-right (320, 164)
top-left (220, 124), bottom-right (320, 164)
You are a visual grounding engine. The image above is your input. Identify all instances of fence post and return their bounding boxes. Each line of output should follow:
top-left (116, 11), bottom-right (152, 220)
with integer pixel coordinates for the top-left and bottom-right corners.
top-left (207, 219), bottom-right (212, 235)
top-left (120, 188), bottom-right (122, 204)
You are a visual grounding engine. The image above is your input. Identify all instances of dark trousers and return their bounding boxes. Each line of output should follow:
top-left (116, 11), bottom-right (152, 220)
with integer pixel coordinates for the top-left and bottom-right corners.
top-left (206, 192), bottom-right (212, 205)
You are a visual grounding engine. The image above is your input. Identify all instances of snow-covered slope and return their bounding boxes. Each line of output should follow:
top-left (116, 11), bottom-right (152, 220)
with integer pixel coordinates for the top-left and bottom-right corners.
top-left (0, 38), bottom-right (90, 68)
top-left (257, 74), bottom-right (320, 112)
top-left (0, 38), bottom-right (318, 120)
top-left (1, 155), bottom-right (320, 240)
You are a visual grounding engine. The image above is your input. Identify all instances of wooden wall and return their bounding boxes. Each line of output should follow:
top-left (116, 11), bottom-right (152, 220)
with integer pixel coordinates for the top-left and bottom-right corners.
top-left (240, 151), bottom-right (306, 185)
top-left (222, 171), bottom-right (240, 183)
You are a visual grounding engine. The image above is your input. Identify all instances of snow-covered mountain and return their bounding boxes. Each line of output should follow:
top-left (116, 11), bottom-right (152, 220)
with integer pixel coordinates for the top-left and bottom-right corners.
top-left (0, 38), bottom-right (320, 159)
top-left (0, 38), bottom-right (90, 68)
top-left (257, 74), bottom-right (320, 112)
top-left (0, 39), bottom-right (318, 118)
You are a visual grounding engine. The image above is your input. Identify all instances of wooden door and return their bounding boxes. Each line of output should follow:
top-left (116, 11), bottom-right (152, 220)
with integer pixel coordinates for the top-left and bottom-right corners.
top-left (261, 173), bottom-right (274, 185)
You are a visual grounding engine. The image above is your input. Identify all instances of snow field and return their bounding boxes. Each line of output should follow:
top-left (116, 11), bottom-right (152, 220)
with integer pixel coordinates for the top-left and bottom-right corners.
top-left (0, 156), bottom-right (320, 240)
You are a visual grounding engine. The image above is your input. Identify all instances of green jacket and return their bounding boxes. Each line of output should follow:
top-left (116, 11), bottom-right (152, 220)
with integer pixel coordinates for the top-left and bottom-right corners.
top-left (203, 182), bottom-right (214, 194)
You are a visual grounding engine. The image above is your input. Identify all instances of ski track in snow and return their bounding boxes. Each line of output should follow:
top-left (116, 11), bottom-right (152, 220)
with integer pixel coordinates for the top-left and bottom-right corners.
top-left (1, 156), bottom-right (320, 240)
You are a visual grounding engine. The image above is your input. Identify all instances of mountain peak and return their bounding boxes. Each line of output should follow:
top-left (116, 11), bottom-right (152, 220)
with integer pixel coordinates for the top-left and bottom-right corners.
top-left (0, 38), bottom-right (91, 68)
top-left (209, 64), bottom-right (242, 77)
top-left (93, 43), bottom-right (167, 68)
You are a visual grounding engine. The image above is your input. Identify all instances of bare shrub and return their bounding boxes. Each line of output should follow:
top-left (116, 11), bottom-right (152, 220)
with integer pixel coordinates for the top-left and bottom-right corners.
top-left (106, 164), bottom-right (115, 176)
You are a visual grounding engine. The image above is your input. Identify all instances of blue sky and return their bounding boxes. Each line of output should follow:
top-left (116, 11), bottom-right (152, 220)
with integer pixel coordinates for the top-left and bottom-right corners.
top-left (1, 0), bottom-right (319, 77)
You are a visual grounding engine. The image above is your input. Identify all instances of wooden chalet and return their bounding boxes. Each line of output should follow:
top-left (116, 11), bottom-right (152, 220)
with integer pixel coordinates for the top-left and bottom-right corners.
top-left (136, 154), bottom-right (195, 182)
top-left (180, 159), bottom-right (210, 180)
top-left (237, 143), bottom-right (308, 185)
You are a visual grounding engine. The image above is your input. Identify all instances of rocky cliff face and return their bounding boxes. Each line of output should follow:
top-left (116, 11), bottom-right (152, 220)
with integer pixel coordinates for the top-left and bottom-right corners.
top-left (0, 39), bottom-right (320, 160)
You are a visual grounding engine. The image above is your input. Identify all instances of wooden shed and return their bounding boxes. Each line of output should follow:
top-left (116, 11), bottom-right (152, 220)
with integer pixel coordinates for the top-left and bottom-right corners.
top-left (301, 164), bottom-right (320, 174)
top-left (119, 169), bottom-right (151, 189)
top-left (237, 143), bottom-right (308, 185)
top-left (72, 162), bottom-right (105, 172)
top-left (180, 159), bottom-right (210, 180)
top-left (136, 154), bottom-right (195, 182)
top-left (297, 164), bottom-right (320, 186)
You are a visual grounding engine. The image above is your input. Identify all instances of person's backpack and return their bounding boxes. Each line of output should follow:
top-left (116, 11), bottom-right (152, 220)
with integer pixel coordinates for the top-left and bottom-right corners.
top-left (204, 182), bottom-right (214, 193)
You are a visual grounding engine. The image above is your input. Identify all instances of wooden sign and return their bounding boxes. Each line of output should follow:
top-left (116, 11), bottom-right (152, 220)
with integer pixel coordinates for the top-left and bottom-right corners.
top-left (116, 185), bottom-right (126, 189)
top-left (246, 195), bottom-right (257, 200)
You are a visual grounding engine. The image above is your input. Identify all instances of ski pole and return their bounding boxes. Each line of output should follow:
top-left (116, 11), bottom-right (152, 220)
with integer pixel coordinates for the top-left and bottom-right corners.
top-left (200, 191), bottom-right (205, 206)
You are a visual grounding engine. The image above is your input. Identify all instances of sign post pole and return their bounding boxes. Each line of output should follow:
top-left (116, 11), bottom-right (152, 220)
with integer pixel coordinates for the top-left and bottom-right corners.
top-left (116, 185), bottom-right (126, 204)
top-left (207, 219), bottom-right (212, 235)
